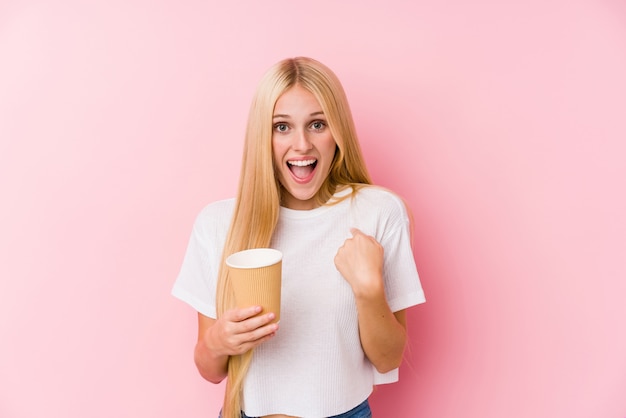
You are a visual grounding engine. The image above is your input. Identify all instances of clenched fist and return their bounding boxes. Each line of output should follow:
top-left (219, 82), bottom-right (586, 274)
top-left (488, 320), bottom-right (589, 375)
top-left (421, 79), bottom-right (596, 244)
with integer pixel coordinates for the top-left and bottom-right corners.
top-left (334, 228), bottom-right (385, 298)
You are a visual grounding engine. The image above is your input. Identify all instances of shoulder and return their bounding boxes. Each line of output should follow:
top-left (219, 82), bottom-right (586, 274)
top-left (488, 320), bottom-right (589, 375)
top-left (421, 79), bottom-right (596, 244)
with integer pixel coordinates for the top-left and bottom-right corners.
top-left (353, 186), bottom-right (410, 220)
top-left (197, 197), bottom-right (236, 217)
top-left (193, 197), bottom-right (236, 232)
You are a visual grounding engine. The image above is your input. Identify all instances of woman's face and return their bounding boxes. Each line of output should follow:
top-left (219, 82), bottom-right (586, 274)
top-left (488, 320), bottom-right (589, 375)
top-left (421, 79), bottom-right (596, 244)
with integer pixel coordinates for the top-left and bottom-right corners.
top-left (272, 85), bottom-right (337, 210)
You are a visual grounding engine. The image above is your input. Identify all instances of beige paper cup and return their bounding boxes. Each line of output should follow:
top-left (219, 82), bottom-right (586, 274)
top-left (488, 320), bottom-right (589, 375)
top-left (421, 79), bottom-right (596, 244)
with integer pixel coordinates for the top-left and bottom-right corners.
top-left (226, 248), bottom-right (282, 324)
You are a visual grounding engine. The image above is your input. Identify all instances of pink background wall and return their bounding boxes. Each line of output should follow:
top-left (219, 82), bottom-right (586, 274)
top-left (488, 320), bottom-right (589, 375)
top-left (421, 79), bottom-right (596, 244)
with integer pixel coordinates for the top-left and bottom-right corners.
top-left (1, 1), bottom-right (625, 417)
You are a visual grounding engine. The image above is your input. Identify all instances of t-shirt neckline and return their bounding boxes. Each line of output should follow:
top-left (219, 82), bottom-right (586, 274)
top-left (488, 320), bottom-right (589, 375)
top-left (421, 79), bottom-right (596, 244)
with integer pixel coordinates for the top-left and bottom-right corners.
top-left (279, 186), bottom-right (353, 220)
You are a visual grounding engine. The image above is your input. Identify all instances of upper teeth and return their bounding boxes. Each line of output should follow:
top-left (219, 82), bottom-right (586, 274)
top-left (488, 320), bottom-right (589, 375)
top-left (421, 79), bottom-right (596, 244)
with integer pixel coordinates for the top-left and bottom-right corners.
top-left (288, 159), bottom-right (316, 167)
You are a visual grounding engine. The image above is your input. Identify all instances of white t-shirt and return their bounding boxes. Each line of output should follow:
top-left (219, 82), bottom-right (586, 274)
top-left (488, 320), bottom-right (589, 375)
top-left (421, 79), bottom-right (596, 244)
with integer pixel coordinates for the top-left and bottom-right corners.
top-left (172, 186), bottom-right (426, 417)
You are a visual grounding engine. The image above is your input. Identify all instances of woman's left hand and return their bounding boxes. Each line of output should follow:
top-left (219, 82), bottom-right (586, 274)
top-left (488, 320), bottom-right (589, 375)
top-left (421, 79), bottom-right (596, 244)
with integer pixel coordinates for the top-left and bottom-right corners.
top-left (334, 228), bottom-right (385, 297)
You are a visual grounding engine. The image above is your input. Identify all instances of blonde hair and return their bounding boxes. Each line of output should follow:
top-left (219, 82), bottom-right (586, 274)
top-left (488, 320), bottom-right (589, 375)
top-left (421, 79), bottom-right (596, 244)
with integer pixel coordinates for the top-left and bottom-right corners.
top-left (217, 57), bottom-right (372, 417)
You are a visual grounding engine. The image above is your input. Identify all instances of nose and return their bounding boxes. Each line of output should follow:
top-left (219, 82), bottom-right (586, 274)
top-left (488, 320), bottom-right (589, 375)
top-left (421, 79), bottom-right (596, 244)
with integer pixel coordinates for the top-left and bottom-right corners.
top-left (293, 129), bottom-right (313, 151)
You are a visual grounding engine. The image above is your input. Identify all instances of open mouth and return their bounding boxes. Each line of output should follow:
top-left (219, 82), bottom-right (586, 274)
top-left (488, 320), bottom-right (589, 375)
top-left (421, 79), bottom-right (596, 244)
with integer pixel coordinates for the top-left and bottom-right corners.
top-left (287, 159), bottom-right (317, 180)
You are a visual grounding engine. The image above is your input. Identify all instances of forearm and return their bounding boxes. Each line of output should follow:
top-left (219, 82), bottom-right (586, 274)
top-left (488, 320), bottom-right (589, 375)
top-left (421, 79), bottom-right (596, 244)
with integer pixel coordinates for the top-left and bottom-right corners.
top-left (194, 315), bottom-right (230, 384)
top-left (354, 281), bottom-right (407, 373)
top-left (194, 327), bottom-right (229, 384)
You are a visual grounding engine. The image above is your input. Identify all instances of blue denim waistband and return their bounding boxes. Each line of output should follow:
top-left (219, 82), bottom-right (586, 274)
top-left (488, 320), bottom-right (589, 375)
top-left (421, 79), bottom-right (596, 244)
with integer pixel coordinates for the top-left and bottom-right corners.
top-left (233, 398), bottom-right (371, 418)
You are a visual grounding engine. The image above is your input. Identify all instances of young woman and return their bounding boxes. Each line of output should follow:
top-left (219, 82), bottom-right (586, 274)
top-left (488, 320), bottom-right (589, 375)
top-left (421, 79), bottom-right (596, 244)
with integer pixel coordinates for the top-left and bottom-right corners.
top-left (173, 57), bottom-right (425, 418)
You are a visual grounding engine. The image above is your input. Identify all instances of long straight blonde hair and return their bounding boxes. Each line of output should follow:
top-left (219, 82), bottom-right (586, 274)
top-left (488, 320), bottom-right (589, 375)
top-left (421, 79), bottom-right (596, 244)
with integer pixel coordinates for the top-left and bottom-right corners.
top-left (217, 57), bottom-right (372, 417)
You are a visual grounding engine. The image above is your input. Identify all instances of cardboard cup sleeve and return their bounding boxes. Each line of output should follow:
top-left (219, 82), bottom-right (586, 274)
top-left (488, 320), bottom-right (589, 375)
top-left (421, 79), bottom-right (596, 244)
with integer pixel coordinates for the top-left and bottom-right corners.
top-left (226, 248), bottom-right (282, 324)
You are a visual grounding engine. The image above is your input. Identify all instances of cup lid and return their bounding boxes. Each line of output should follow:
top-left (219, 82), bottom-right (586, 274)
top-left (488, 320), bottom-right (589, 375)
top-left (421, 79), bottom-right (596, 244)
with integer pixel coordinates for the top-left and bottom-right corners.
top-left (225, 248), bottom-right (283, 269)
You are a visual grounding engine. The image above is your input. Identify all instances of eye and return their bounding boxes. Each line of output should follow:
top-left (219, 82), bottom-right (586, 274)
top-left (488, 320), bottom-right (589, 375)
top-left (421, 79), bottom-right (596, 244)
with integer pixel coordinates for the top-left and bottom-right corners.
top-left (310, 121), bottom-right (326, 131)
top-left (274, 123), bottom-right (289, 133)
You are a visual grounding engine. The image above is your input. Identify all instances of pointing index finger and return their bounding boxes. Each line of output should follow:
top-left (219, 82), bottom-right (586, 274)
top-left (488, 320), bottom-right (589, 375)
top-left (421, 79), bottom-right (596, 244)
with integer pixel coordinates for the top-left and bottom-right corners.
top-left (350, 227), bottom-right (365, 237)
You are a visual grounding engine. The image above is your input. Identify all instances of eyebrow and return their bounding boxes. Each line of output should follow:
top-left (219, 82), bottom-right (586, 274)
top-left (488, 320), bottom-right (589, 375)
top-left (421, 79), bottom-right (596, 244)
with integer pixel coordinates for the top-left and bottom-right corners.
top-left (273, 111), bottom-right (325, 119)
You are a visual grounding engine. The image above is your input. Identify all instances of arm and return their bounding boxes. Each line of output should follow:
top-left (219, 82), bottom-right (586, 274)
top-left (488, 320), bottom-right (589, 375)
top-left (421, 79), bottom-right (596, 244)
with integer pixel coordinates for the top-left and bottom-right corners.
top-left (334, 228), bottom-right (407, 373)
top-left (194, 307), bottom-right (278, 383)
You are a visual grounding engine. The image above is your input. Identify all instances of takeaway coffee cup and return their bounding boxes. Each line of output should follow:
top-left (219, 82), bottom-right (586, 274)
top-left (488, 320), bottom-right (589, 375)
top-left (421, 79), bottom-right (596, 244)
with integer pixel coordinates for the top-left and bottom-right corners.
top-left (226, 248), bottom-right (282, 324)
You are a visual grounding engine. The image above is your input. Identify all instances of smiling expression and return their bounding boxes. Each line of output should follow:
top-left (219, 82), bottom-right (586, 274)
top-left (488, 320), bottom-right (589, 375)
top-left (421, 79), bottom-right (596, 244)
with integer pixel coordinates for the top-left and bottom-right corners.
top-left (272, 85), bottom-right (337, 210)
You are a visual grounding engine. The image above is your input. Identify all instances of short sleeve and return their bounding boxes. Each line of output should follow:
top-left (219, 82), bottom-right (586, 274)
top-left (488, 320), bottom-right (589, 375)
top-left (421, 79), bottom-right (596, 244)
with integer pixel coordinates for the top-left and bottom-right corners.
top-left (378, 194), bottom-right (426, 312)
top-left (171, 200), bottom-right (234, 318)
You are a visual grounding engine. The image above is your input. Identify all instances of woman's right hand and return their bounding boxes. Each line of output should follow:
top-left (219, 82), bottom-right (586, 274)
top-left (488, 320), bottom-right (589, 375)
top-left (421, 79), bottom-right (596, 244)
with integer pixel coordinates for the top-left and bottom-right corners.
top-left (209, 306), bottom-right (278, 356)
top-left (194, 307), bottom-right (278, 383)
